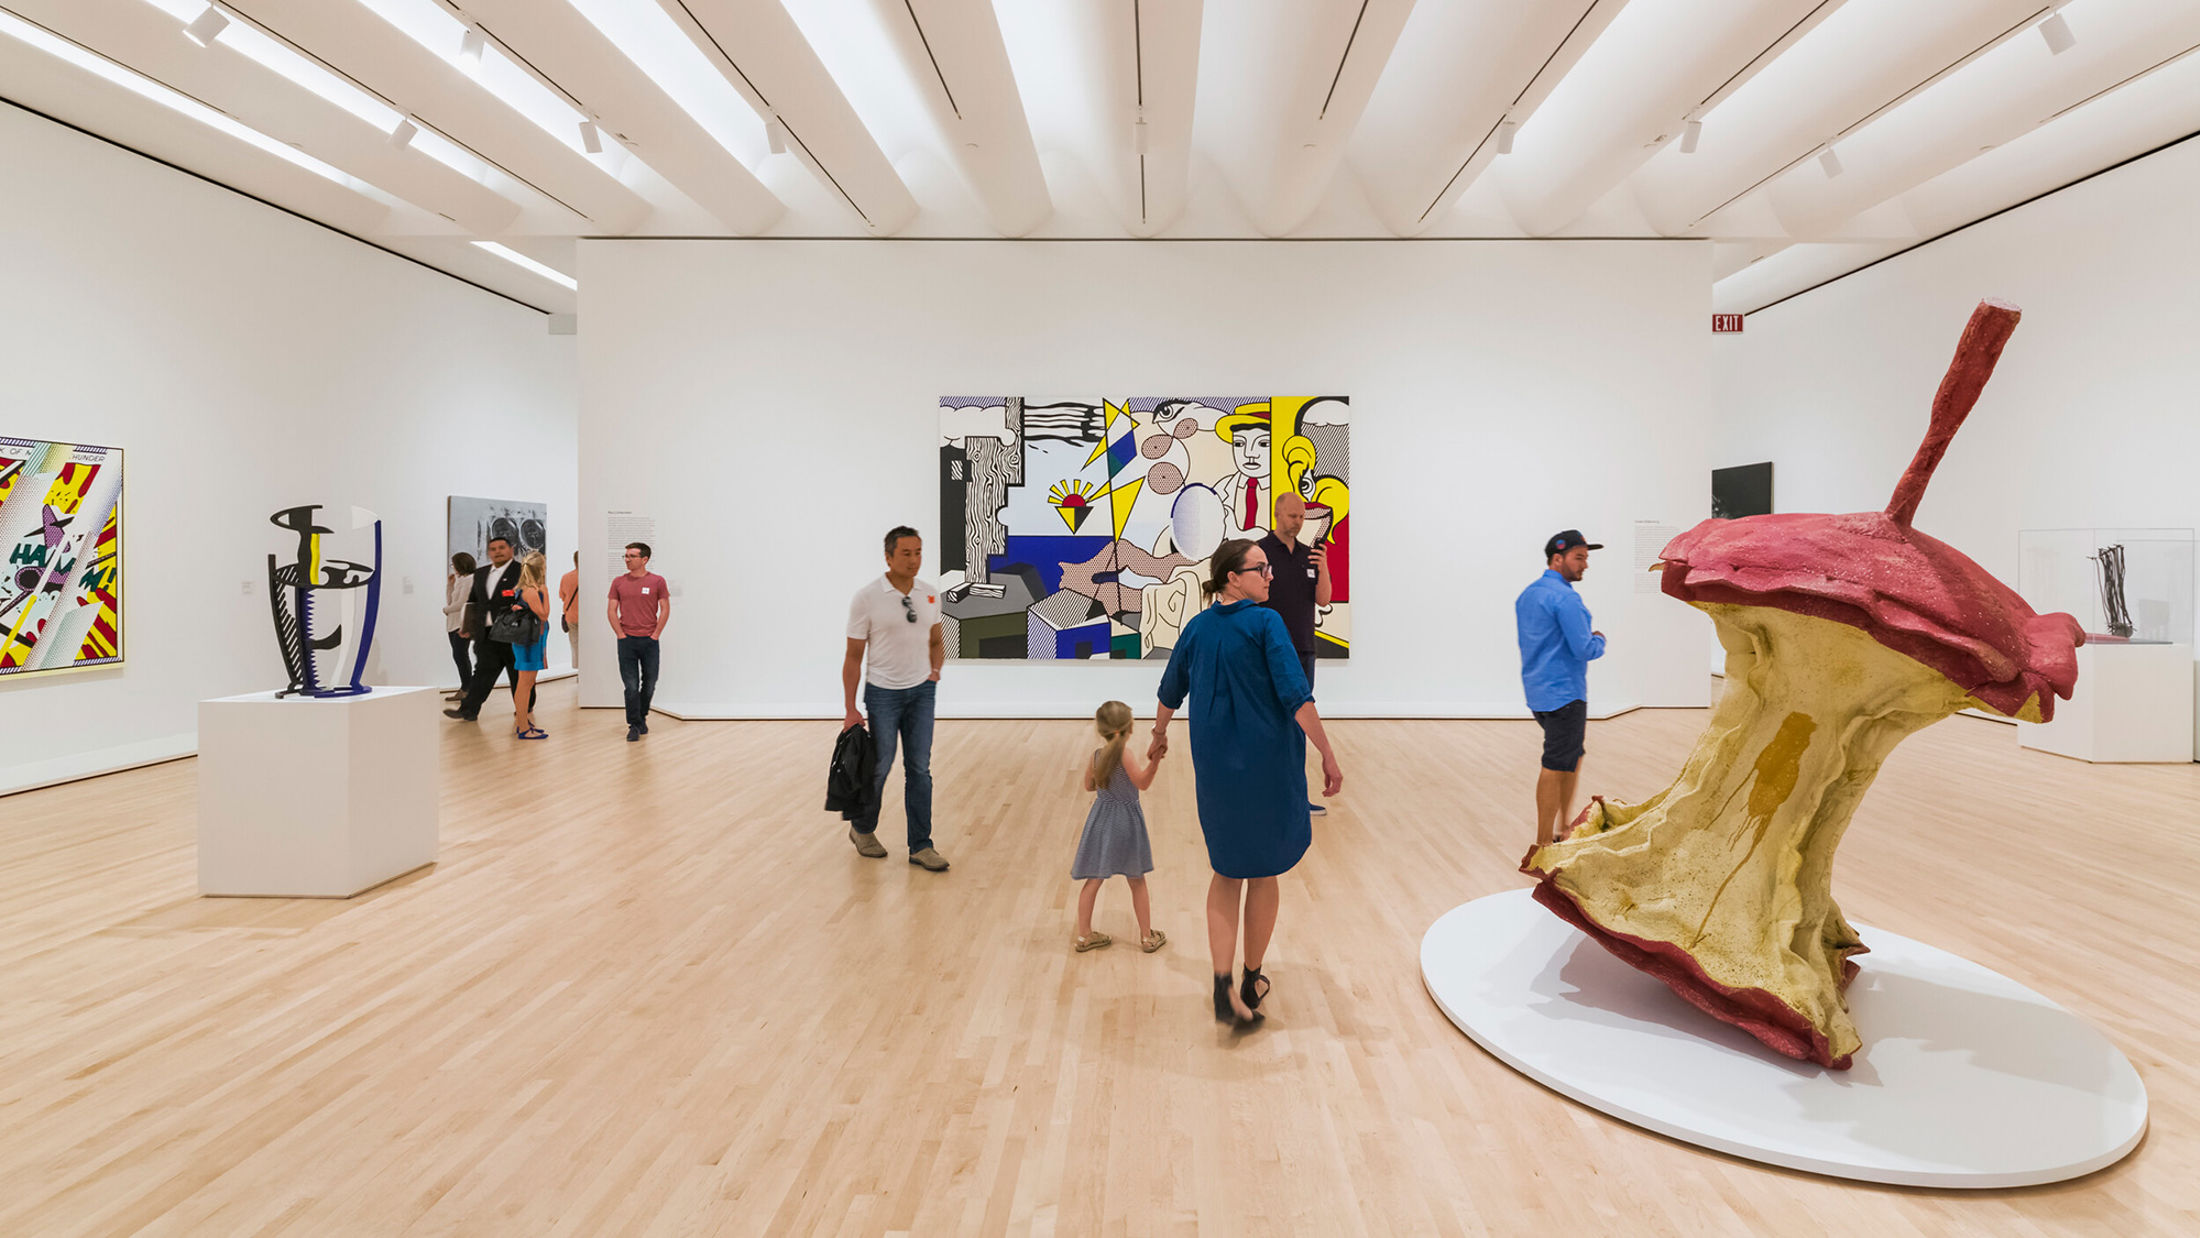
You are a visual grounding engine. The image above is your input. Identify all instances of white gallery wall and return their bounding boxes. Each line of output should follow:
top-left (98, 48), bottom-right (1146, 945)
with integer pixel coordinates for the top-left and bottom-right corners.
top-left (0, 102), bottom-right (577, 795)
top-left (1715, 134), bottom-right (2200, 760)
top-left (578, 239), bottom-right (1713, 718)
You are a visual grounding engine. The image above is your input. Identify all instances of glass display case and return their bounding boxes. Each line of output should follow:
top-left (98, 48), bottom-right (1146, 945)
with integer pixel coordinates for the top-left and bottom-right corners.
top-left (2018, 528), bottom-right (2194, 645)
top-left (2016, 528), bottom-right (2195, 763)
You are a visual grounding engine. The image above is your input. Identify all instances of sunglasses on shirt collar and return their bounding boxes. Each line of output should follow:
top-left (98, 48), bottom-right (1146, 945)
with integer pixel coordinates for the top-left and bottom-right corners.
top-left (901, 594), bottom-right (917, 623)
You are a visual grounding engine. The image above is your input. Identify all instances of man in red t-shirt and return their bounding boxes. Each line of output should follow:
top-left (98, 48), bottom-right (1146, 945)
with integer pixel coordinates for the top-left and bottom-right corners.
top-left (606, 542), bottom-right (670, 743)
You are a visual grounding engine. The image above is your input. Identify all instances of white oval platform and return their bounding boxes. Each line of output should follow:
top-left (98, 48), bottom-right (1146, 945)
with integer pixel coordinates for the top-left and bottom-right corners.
top-left (1420, 889), bottom-right (2147, 1187)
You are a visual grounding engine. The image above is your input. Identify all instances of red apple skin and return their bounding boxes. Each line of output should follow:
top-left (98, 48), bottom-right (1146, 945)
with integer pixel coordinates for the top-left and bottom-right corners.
top-left (1659, 511), bottom-right (2083, 722)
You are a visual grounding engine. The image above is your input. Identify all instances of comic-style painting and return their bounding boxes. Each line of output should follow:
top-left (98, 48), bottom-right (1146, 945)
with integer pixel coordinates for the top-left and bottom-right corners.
top-left (0, 438), bottom-right (124, 679)
top-left (939, 397), bottom-right (1350, 662)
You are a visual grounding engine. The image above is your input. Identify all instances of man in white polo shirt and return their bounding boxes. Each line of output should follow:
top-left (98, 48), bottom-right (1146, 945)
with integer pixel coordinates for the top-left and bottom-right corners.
top-left (842, 525), bottom-right (949, 871)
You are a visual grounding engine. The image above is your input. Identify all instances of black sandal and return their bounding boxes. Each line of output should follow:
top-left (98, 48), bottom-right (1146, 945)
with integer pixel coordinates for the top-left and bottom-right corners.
top-left (1241, 966), bottom-right (1271, 1011)
top-left (1213, 973), bottom-right (1264, 1030)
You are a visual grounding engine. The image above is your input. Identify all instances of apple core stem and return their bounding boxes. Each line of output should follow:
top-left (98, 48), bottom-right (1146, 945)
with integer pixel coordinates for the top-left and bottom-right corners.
top-left (1886, 299), bottom-right (2021, 527)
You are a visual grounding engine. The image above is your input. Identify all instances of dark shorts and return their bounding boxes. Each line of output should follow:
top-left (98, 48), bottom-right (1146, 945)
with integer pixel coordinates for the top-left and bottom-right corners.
top-left (1532, 699), bottom-right (1588, 772)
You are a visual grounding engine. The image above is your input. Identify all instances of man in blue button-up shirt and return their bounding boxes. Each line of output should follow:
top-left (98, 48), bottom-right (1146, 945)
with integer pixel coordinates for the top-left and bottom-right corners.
top-left (1516, 530), bottom-right (1607, 847)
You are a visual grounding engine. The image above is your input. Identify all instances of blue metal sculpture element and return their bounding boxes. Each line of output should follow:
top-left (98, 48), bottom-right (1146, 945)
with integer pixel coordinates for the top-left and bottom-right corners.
top-left (267, 504), bottom-right (382, 698)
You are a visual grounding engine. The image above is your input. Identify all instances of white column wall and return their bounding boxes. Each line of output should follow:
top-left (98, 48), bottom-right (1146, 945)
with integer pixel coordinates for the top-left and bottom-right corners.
top-left (578, 239), bottom-right (1713, 718)
top-left (0, 102), bottom-right (577, 794)
top-left (1714, 135), bottom-right (2200, 759)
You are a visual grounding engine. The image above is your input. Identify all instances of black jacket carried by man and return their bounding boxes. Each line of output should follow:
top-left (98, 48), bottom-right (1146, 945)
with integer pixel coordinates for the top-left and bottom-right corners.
top-left (825, 724), bottom-right (878, 822)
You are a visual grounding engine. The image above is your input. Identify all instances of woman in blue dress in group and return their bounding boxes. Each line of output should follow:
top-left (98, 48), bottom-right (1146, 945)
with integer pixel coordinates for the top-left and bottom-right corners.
top-left (1151, 538), bottom-right (1345, 1030)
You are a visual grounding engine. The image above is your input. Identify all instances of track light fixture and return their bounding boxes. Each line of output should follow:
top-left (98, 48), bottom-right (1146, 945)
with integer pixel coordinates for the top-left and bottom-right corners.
top-left (1681, 119), bottom-right (1703, 155)
top-left (389, 118), bottom-right (417, 148)
top-left (1132, 113), bottom-right (1150, 156)
top-left (578, 119), bottom-right (602, 155)
top-left (765, 116), bottom-right (787, 155)
top-left (182, 6), bottom-right (229, 48)
top-left (2039, 12), bottom-right (2076, 55)
top-left (1818, 144), bottom-right (1844, 178)
top-left (1496, 119), bottom-right (1518, 155)
top-left (459, 26), bottom-right (484, 68)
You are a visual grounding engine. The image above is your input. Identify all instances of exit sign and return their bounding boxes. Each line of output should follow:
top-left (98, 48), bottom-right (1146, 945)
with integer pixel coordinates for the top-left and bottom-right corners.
top-left (1712, 313), bottom-right (1744, 333)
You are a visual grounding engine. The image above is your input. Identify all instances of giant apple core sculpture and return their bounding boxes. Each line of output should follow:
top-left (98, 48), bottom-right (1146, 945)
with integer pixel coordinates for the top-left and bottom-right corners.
top-left (1422, 301), bottom-right (2148, 1185)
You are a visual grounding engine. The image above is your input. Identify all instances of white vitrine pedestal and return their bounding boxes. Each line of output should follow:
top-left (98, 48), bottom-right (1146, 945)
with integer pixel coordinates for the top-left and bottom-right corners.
top-left (2018, 643), bottom-right (2195, 764)
top-left (197, 686), bottom-right (440, 897)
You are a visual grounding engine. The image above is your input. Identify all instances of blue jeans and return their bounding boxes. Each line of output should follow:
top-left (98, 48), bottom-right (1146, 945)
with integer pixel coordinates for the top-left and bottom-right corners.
top-left (617, 635), bottom-right (660, 726)
top-left (857, 679), bottom-right (935, 852)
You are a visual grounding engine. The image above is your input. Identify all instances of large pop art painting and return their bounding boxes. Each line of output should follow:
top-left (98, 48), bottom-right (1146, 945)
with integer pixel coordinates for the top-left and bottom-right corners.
top-left (0, 438), bottom-right (124, 679)
top-left (939, 397), bottom-right (1350, 662)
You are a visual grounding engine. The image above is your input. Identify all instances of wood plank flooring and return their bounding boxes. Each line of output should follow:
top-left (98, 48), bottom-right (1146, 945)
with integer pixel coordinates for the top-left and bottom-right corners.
top-left (1, 681), bottom-right (2196, 1236)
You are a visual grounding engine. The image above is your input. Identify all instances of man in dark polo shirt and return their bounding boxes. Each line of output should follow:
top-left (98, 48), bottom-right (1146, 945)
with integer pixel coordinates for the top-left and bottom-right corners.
top-left (1258, 493), bottom-right (1333, 815)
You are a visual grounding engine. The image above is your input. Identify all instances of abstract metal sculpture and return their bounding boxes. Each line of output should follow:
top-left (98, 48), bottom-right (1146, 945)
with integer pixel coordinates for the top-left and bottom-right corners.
top-left (2093, 543), bottom-right (2133, 638)
top-left (267, 504), bottom-right (382, 698)
top-left (1522, 301), bottom-right (2084, 1069)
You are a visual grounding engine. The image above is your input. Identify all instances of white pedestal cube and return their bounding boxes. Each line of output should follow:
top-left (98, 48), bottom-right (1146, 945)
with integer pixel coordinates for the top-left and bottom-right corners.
top-left (2018, 642), bottom-right (2195, 764)
top-left (198, 686), bottom-right (440, 897)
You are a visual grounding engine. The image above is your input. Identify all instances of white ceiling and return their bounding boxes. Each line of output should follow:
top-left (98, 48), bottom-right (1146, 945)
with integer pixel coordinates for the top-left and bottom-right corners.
top-left (4, 0), bottom-right (2195, 315)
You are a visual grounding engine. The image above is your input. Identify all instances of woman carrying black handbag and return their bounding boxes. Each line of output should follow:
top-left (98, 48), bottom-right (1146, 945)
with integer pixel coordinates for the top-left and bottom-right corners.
top-left (505, 552), bottom-right (553, 740)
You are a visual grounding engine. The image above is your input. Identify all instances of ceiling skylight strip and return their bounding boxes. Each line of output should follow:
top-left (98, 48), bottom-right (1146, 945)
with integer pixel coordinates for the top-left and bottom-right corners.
top-left (471, 241), bottom-right (577, 290)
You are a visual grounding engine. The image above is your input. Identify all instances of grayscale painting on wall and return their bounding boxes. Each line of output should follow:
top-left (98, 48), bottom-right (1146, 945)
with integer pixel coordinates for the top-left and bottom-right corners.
top-left (447, 496), bottom-right (547, 565)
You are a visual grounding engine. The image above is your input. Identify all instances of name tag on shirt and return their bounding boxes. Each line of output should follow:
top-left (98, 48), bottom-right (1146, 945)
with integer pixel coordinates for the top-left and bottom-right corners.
top-left (642, 587), bottom-right (651, 594)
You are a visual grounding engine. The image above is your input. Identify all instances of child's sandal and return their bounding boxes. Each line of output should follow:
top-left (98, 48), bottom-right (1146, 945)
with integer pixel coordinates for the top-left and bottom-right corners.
top-left (1074, 932), bottom-right (1112, 953)
top-left (1140, 929), bottom-right (1167, 953)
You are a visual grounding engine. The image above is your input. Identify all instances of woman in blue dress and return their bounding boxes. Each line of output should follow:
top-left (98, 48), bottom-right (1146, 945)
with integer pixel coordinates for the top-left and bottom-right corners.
top-left (1151, 538), bottom-right (1344, 1030)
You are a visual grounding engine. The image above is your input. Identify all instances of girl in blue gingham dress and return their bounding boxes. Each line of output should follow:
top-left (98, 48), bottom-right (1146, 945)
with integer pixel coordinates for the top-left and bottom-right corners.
top-left (1071, 700), bottom-right (1165, 954)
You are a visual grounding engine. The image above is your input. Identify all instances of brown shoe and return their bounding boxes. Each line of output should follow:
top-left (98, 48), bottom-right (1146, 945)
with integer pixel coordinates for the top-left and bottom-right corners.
top-left (848, 828), bottom-right (887, 859)
top-left (908, 847), bottom-right (950, 872)
top-left (1074, 932), bottom-right (1111, 953)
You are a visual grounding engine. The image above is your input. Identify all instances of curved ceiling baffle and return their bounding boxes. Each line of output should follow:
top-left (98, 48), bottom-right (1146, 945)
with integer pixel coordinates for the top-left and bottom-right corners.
top-left (1497, 0), bottom-right (1846, 237)
top-left (1094, 0), bottom-right (1201, 236)
top-left (654, 0), bottom-right (918, 234)
top-left (438, 0), bottom-right (782, 235)
top-left (1628, 0), bottom-right (2049, 239)
top-left (11, 0), bottom-right (517, 236)
top-left (1036, 0), bottom-right (1201, 237)
top-left (864, 0), bottom-right (1048, 235)
top-left (1764, 0), bottom-right (2200, 239)
top-left (0, 6), bottom-right (393, 236)
top-left (225, 0), bottom-right (649, 235)
top-left (1352, 0), bottom-right (1628, 237)
top-left (1894, 40), bottom-right (2200, 239)
top-left (1197, 0), bottom-right (1418, 237)
top-left (1713, 10), bottom-right (2200, 313)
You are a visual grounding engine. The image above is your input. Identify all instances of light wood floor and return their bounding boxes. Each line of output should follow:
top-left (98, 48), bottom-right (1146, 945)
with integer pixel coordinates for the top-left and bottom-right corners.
top-left (2, 682), bottom-right (2196, 1236)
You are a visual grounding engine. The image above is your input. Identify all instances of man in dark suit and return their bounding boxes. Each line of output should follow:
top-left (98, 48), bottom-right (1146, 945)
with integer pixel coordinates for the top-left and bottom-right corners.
top-left (445, 535), bottom-right (533, 722)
